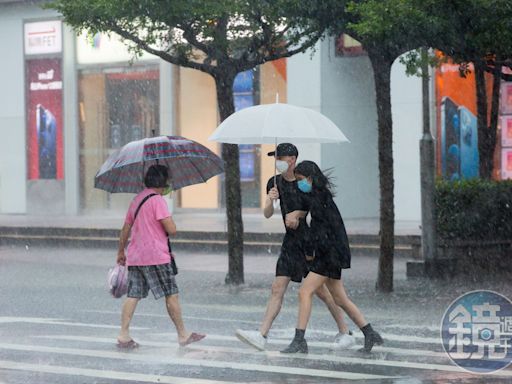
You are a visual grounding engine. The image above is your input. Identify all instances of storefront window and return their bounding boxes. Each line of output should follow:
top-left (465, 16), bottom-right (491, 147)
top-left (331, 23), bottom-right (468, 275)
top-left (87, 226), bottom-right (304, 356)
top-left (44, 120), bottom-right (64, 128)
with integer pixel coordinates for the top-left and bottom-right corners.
top-left (235, 69), bottom-right (260, 208)
top-left (78, 65), bottom-right (160, 212)
top-left (106, 71), bottom-right (159, 148)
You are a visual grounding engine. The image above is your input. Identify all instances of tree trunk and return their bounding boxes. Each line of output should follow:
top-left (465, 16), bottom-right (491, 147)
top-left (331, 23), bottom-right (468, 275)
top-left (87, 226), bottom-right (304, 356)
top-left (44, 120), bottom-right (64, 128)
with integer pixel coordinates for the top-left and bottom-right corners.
top-left (215, 73), bottom-right (244, 285)
top-left (475, 60), bottom-right (493, 179)
top-left (488, 61), bottom-right (502, 179)
top-left (369, 52), bottom-right (395, 293)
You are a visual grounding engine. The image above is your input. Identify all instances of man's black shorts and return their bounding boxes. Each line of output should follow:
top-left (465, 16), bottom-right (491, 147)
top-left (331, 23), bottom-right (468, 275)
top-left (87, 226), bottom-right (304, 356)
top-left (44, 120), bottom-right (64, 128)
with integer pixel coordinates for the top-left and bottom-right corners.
top-left (275, 234), bottom-right (307, 283)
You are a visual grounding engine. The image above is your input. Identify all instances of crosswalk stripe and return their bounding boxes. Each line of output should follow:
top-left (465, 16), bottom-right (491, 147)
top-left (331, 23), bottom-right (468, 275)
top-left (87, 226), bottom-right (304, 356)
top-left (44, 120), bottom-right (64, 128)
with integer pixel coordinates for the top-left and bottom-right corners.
top-left (40, 320), bottom-right (147, 330)
top-left (185, 303), bottom-right (268, 314)
top-left (151, 328), bottom-right (441, 347)
top-left (0, 317), bottom-right (148, 330)
top-left (31, 336), bottom-right (512, 378)
top-left (85, 309), bottom-right (439, 333)
top-left (85, 308), bottom-right (443, 334)
top-left (0, 317), bottom-right (64, 324)
top-left (7, 316), bottom-right (510, 379)
top-left (0, 359), bottom-right (241, 384)
top-left (33, 335), bottom-right (479, 375)
top-left (0, 315), bottom-right (442, 356)
top-left (2, 314), bottom-right (440, 345)
top-left (84, 309), bottom-right (262, 325)
top-left (40, 334), bottom-right (447, 359)
top-left (269, 328), bottom-right (441, 345)
top-left (0, 343), bottom-right (397, 380)
top-left (382, 324), bottom-right (440, 332)
top-left (184, 315), bottom-right (260, 325)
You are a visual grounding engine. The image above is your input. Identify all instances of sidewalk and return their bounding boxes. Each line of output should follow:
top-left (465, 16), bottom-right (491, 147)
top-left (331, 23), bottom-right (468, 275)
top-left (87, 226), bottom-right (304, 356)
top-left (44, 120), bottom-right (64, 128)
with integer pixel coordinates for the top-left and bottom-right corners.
top-left (0, 212), bottom-right (421, 236)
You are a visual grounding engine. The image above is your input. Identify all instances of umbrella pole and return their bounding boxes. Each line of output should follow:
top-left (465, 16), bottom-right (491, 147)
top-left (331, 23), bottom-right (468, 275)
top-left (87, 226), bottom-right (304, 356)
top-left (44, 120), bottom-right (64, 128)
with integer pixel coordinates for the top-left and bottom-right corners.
top-left (273, 137), bottom-right (277, 187)
top-left (273, 92), bottom-right (278, 187)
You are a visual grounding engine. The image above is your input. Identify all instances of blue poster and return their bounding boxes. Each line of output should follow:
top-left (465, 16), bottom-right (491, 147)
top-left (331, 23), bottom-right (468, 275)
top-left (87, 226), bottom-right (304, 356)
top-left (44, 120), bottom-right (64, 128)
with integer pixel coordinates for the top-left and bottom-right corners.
top-left (234, 70), bottom-right (256, 181)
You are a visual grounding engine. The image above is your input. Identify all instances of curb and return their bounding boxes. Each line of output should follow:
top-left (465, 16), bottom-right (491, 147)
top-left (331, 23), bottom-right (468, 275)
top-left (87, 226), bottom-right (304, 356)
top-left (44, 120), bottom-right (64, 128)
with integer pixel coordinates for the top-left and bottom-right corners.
top-left (0, 226), bottom-right (421, 257)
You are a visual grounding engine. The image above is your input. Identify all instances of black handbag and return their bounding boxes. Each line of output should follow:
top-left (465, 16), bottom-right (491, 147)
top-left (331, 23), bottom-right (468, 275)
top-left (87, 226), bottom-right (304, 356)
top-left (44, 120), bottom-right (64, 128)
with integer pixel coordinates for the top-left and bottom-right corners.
top-left (168, 239), bottom-right (178, 275)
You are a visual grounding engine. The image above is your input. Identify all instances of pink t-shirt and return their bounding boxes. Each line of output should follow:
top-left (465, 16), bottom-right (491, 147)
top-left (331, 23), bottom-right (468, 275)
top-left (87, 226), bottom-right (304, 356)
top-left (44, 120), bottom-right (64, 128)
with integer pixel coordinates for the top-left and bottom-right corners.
top-left (125, 188), bottom-right (172, 266)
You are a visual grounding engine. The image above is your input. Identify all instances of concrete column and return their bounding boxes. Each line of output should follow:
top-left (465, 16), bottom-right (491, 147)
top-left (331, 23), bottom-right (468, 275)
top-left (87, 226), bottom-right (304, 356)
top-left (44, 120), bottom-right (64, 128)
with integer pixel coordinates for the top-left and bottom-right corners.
top-left (159, 60), bottom-right (174, 136)
top-left (0, 14), bottom-right (26, 213)
top-left (63, 24), bottom-right (79, 214)
top-left (287, 42), bottom-right (322, 166)
top-left (319, 37), bottom-right (379, 219)
top-left (159, 59), bottom-right (175, 213)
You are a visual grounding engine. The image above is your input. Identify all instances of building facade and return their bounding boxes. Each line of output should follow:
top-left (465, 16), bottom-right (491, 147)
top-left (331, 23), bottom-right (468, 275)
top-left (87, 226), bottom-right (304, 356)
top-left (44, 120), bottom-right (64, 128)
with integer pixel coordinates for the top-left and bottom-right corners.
top-left (0, 1), bottom-right (284, 216)
top-left (2, 1), bottom-right (507, 223)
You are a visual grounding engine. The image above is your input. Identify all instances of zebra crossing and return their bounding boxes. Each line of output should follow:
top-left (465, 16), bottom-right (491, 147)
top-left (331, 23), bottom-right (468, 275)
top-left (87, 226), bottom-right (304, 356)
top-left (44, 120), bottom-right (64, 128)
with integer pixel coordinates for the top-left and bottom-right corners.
top-left (1, 314), bottom-right (511, 383)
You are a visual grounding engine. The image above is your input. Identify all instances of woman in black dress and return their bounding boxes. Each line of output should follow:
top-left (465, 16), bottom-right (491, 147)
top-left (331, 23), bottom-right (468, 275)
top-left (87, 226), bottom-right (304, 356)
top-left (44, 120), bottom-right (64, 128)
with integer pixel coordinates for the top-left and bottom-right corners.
top-left (281, 161), bottom-right (383, 354)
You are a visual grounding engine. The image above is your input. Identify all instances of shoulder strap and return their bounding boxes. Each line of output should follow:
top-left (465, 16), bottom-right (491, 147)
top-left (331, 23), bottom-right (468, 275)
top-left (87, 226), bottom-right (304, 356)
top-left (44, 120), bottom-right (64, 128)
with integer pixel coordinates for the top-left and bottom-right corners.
top-left (134, 193), bottom-right (158, 220)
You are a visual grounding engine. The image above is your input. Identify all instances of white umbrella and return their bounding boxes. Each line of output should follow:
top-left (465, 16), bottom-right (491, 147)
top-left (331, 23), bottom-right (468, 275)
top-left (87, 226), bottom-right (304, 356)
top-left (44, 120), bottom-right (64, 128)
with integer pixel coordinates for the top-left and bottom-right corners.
top-left (208, 103), bottom-right (350, 144)
top-left (209, 102), bottom-right (349, 187)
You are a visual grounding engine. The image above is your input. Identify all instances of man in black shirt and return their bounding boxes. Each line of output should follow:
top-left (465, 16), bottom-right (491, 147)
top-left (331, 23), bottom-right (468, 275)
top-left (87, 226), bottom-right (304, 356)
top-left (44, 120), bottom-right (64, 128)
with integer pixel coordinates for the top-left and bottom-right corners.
top-left (236, 143), bottom-right (354, 351)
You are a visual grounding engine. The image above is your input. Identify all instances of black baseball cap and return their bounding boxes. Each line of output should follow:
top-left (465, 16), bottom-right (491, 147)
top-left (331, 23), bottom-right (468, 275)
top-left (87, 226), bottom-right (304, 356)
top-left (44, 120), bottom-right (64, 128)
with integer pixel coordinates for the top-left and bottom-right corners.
top-left (267, 143), bottom-right (298, 157)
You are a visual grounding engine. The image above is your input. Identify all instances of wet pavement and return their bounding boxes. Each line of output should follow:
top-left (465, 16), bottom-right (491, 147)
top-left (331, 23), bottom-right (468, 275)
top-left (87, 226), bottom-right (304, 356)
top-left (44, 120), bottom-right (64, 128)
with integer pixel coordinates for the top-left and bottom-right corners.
top-left (0, 245), bottom-right (510, 383)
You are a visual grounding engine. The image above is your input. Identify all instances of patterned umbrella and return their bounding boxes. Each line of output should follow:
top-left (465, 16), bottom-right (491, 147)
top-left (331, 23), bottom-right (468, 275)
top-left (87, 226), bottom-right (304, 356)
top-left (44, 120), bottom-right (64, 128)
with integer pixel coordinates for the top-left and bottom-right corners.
top-left (94, 135), bottom-right (224, 193)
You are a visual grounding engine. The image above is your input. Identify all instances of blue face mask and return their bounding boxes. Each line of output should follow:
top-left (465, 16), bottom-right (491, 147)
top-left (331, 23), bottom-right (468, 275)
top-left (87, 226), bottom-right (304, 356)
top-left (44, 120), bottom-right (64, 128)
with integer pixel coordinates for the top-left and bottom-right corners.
top-left (297, 178), bottom-right (312, 193)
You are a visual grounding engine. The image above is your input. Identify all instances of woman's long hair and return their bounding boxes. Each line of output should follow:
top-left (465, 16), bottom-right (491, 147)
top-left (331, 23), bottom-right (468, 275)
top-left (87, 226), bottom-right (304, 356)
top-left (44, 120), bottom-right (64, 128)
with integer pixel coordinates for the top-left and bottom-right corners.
top-left (294, 160), bottom-right (336, 197)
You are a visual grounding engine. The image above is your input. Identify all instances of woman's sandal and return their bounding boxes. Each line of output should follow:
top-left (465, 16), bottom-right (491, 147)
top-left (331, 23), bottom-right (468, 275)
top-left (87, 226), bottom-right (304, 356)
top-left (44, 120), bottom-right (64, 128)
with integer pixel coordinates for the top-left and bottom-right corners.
top-left (179, 332), bottom-right (206, 347)
top-left (117, 339), bottom-right (139, 349)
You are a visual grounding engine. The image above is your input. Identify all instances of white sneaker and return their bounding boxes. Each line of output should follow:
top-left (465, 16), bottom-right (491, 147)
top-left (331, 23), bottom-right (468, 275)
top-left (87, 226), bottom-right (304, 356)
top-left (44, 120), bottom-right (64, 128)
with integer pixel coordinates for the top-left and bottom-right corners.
top-left (332, 331), bottom-right (356, 350)
top-left (235, 329), bottom-right (267, 351)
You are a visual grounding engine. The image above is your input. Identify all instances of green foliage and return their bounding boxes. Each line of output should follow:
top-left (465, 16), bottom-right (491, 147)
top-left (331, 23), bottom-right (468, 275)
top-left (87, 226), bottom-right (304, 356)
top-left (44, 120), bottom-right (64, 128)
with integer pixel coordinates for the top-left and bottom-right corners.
top-left (45, 0), bottom-right (327, 74)
top-left (340, 0), bottom-right (512, 77)
top-left (431, 0), bottom-right (512, 64)
top-left (435, 179), bottom-right (512, 241)
top-left (399, 49), bottom-right (444, 77)
top-left (344, 0), bottom-right (440, 58)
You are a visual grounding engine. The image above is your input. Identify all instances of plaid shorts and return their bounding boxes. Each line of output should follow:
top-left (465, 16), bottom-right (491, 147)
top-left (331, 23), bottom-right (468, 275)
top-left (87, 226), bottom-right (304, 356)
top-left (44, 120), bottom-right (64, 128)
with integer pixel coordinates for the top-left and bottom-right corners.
top-left (127, 263), bottom-right (179, 299)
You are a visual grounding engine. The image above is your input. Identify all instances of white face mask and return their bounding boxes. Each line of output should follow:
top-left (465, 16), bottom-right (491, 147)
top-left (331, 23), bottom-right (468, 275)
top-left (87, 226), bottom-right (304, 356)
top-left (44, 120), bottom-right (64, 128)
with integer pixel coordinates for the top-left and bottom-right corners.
top-left (275, 160), bottom-right (289, 173)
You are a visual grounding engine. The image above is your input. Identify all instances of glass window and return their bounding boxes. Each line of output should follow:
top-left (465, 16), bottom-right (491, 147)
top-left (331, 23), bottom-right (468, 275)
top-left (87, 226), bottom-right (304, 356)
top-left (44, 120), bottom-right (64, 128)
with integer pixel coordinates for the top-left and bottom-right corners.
top-left (78, 65), bottom-right (159, 212)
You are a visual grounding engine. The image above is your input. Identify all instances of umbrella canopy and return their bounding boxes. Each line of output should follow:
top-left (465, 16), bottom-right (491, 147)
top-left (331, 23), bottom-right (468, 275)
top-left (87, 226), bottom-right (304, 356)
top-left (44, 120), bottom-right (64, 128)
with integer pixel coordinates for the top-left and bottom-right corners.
top-left (95, 135), bottom-right (224, 193)
top-left (208, 103), bottom-right (350, 144)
